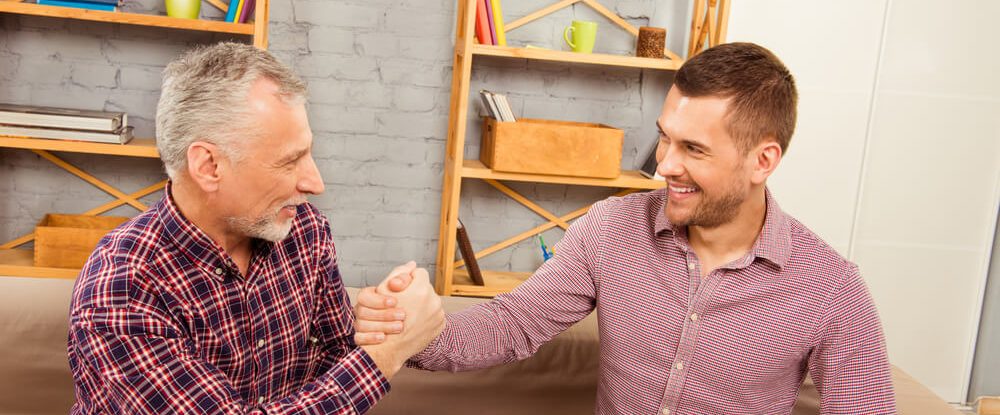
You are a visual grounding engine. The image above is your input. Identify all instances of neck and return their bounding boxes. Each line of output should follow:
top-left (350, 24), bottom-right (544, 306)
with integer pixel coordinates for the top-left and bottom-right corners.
top-left (171, 178), bottom-right (251, 256)
top-left (687, 187), bottom-right (768, 261)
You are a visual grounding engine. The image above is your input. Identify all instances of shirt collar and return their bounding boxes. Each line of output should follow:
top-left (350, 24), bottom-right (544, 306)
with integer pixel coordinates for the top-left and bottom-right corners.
top-left (653, 186), bottom-right (791, 270)
top-left (156, 180), bottom-right (241, 281)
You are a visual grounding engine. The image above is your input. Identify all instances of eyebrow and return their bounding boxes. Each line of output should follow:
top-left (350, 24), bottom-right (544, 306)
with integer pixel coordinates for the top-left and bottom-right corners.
top-left (279, 147), bottom-right (310, 165)
top-left (656, 121), bottom-right (709, 151)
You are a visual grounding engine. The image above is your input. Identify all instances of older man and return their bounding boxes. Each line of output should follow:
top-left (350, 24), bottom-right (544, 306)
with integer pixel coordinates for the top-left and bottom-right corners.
top-left (357, 43), bottom-right (897, 415)
top-left (67, 42), bottom-right (443, 414)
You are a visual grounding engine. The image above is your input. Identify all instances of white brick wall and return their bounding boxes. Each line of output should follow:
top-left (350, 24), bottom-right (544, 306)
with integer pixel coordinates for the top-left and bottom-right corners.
top-left (0, 0), bottom-right (683, 286)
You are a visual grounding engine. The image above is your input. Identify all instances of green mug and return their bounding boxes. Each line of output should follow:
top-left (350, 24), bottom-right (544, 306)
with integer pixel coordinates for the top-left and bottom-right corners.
top-left (564, 20), bottom-right (597, 53)
top-left (165, 0), bottom-right (200, 19)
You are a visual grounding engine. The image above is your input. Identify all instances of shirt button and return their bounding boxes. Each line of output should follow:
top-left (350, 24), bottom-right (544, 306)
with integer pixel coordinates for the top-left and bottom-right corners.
top-left (257, 339), bottom-right (265, 348)
top-left (675, 361), bottom-right (684, 370)
top-left (690, 313), bottom-right (699, 322)
top-left (687, 262), bottom-right (695, 270)
top-left (662, 408), bottom-right (670, 415)
top-left (257, 396), bottom-right (265, 404)
top-left (214, 268), bottom-right (224, 276)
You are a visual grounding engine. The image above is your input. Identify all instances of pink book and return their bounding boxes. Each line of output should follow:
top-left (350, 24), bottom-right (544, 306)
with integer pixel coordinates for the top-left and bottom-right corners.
top-left (238, 0), bottom-right (255, 23)
top-left (484, 0), bottom-right (496, 45)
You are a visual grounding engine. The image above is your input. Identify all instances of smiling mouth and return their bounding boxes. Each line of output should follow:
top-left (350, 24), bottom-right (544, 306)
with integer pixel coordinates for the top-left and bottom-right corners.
top-left (668, 183), bottom-right (699, 194)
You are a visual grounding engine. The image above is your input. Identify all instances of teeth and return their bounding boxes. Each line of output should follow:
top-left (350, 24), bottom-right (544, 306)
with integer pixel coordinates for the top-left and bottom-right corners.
top-left (669, 185), bottom-right (697, 193)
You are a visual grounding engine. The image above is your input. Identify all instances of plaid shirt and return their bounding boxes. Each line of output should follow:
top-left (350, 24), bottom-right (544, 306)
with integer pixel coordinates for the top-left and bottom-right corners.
top-left (413, 188), bottom-right (896, 415)
top-left (68, 184), bottom-right (388, 414)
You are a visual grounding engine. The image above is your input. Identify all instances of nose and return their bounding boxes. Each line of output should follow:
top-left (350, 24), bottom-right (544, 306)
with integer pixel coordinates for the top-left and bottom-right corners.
top-left (298, 154), bottom-right (326, 195)
top-left (656, 143), bottom-right (685, 178)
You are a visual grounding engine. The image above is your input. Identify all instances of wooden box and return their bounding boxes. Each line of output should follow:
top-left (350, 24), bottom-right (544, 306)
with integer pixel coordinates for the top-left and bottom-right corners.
top-left (33, 214), bottom-right (129, 269)
top-left (480, 118), bottom-right (623, 179)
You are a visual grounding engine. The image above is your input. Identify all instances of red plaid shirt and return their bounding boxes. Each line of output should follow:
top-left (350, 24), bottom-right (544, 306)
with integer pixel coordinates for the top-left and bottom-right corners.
top-left (68, 183), bottom-right (388, 414)
top-left (413, 188), bottom-right (896, 414)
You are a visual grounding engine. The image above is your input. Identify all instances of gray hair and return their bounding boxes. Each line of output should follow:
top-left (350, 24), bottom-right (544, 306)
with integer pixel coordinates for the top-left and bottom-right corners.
top-left (155, 42), bottom-right (307, 179)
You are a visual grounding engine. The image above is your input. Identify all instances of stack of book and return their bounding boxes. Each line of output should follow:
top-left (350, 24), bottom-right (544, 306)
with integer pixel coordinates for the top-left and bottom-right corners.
top-left (0, 104), bottom-right (133, 145)
top-left (36, 0), bottom-right (121, 12)
top-left (479, 90), bottom-right (516, 122)
top-left (474, 0), bottom-right (506, 46)
top-left (224, 0), bottom-right (256, 23)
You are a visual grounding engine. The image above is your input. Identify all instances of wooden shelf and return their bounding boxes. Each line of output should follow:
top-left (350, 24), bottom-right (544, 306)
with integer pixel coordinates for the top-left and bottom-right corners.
top-left (451, 269), bottom-right (532, 297)
top-left (470, 44), bottom-right (682, 71)
top-left (0, 135), bottom-right (159, 158)
top-left (0, 249), bottom-right (79, 279)
top-left (462, 160), bottom-right (665, 190)
top-left (0, 1), bottom-right (254, 35)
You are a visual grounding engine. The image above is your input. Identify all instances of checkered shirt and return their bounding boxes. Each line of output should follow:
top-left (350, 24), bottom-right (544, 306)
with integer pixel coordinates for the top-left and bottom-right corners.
top-left (67, 184), bottom-right (387, 414)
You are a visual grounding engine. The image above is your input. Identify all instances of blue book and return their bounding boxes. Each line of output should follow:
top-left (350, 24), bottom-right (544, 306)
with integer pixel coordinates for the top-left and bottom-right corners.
top-left (36, 0), bottom-right (116, 11)
top-left (224, 0), bottom-right (239, 22)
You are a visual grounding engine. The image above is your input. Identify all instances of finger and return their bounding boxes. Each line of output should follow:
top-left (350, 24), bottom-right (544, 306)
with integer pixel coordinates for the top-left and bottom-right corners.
top-left (356, 319), bottom-right (404, 335)
top-left (356, 305), bottom-right (406, 322)
top-left (355, 286), bottom-right (397, 309)
top-left (386, 272), bottom-right (414, 292)
top-left (412, 267), bottom-right (430, 281)
top-left (354, 331), bottom-right (386, 346)
top-left (378, 261), bottom-right (417, 292)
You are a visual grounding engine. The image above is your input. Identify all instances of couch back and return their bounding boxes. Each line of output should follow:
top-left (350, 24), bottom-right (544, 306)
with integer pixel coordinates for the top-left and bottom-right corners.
top-left (0, 277), bottom-right (961, 415)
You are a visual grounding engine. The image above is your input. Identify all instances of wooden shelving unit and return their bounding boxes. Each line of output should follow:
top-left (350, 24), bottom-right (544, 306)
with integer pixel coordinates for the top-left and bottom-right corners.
top-left (0, 136), bottom-right (159, 158)
top-left (0, 2), bottom-right (251, 33)
top-left (468, 44), bottom-right (682, 70)
top-left (434, 0), bottom-right (730, 297)
top-left (0, 0), bottom-right (271, 278)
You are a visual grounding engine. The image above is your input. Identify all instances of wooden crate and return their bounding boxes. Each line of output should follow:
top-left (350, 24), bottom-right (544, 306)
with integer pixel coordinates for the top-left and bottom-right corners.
top-left (33, 214), bottom-right (129, 269)
top-left (480, 118), bottom-right (623, 179)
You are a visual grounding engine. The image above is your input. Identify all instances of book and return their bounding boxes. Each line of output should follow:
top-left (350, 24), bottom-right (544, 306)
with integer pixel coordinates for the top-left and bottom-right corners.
top-left (36, 0), bottom-right (116, 12)
top-left (493, 93), bottom-right (516, 122)
top-left (474, 0), bottom-right (491, 45)
top-left (0, 124), bottom-right (134, 144)
top-left (638, 143), bottom-right (664, 180)
top-left (490, 0), bottom-right (507, 46)
top-left (231, 0), bottom-right (245, 23)
top-left (484, 0), bottom-right (496, 46)
top-left (223, 0), bottom-right (239, 22)
top-left (237, 0), bottom-right (255, 23)
top-left (0, 104), bottom-right (126, 132)
top-left (478, 90), bottom-right (499, 119)
top-left (455, 219), bottom-right (485, 286)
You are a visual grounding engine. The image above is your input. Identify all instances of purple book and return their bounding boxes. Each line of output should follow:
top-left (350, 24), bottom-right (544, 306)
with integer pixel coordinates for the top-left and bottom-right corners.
top-left (237, 0), bottom-right (255, 23)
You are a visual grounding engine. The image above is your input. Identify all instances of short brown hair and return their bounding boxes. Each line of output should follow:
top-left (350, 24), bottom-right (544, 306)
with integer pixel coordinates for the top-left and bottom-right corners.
top-left (673, 42), bottom-right (797, 153)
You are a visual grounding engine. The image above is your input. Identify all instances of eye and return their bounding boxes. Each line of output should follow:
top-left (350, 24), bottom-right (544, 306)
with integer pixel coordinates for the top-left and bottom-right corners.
top-left (686, 144), bottom-right (703, 155)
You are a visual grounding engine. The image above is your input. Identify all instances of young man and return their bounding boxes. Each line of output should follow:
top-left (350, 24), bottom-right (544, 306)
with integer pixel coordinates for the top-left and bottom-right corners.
top-left (67, 42), bottom-right (444, 414)
top-left (356, 43), bottom-right (897, 414)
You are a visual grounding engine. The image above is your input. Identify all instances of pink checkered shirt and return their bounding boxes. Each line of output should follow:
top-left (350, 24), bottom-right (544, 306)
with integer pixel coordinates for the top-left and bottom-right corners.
top-left (67, 183), bottom-right (388, 414)
top-left (413, 188), bottom-right (896, 414)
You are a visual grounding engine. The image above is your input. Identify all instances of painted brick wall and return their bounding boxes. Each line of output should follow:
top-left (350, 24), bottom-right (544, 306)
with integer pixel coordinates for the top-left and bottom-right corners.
top-left (0, 0), bottom-right (686, 286)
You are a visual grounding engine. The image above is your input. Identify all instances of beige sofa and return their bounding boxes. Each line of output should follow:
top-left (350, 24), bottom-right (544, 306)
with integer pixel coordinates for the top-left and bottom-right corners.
top-left (0, 277), bottom-right (962, 415)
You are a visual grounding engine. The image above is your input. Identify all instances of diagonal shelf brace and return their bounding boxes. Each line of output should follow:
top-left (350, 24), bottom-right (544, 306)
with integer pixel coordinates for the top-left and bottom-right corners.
top-left (0, 179), bottom-right (167, 249)
top-left (33, 150), bottom-right (148, 211)
top-left (484, 179), bottom-right (570, 229)
top-left (453, 188), bottom-right (637, 269)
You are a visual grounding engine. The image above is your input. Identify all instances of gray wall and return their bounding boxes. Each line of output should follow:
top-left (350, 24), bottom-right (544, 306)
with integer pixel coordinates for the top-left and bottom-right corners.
top-left (0, 0), bottom-right (684, 287)
top-left (969, 207), bottom-right (1000, 401)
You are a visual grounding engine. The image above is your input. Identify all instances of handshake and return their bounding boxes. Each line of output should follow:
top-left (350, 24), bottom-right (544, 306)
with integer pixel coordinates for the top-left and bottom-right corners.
top-left (354, 261), bottom-right (445, 379)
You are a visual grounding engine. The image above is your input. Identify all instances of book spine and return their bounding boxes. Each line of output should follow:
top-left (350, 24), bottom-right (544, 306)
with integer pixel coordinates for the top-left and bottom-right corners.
top-left (484, 0), bottom-right (496, 46)
top-left (231, 0), bottom-right (246, 23)
top-left (224, 0), bottom-right (239, 22)
top-left (237, 0), bottom-right (255, 23)
top-left (36, 0), bottom-right (116, 12)
top-left (0, 112), bottom-right (119, 131)
top-left (490, 0), bottom-right (507, 46)
top-left (474, 0), bottom-right (490, 45)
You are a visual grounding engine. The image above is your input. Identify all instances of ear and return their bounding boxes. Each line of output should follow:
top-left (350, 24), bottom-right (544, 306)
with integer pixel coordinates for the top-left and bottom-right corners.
top-left (185, 141), bottom-right (225, 193)
top-left (748, 139), bottom-right (783, 185)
